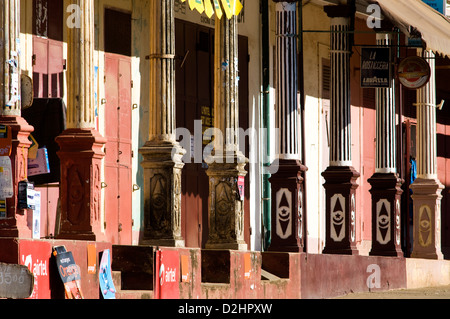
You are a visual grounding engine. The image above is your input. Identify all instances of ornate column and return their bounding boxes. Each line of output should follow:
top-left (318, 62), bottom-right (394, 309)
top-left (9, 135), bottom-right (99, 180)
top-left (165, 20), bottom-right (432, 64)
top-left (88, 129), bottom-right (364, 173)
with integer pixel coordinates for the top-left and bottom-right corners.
top-left (0, 0), bottom-right (34, 238)
top-left (322, 5), bottom-right (359, 255)
top-left (267, 1), bottom-right (306, 252)
top-left (139, 0), bottom-right (185, 247)
top-left (368, 33), bottom-right (403, 257)
top-left (55, 0), bottom-right (106, 241)
top-left (204, 15), bottom-right (248, 250)
top-left (410, 49), bottom-right (444, 259)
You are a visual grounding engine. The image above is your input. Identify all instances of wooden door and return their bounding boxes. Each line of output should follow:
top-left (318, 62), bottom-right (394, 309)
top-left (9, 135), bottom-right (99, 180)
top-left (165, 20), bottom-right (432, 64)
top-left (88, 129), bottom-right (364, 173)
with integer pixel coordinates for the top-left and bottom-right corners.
top-left (103, 8), bottom-right (132, 245)
top-left (104, 54), bottom-right (132, 245)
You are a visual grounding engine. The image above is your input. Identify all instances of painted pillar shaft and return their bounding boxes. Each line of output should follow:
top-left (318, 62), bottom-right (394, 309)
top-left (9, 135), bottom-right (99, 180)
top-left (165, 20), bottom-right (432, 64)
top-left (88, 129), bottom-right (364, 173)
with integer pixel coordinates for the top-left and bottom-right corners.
top-left (0, 0), bottom-right (34, 238)
top-left (329, 17), bottom-right (351, 166)
top-left (410, 49), bottom-right (443, 260)
top-left (268, 1), bottom-right (306, 253)
top-left (213, 15), bottom-right (240, 151)
top-left (322, 5), bottom-right (359, 255)
top-left (375, 33), bottom-right (396, 174)
top-left (275, 2), bottom-right (300, 160)
top-left (368, 33), bottom-right (403, 257)
top-left (416, 50), bottom-right (437, 179)
top-left (149, 0), bottom-right (176, 142)
top-left (139, 0), bottom-right (184, 247)
top-left (66, 0), bottom-right (95, 129)
top-left (56, 0), bottom-right (106, 241)
top-left (205, 15), bottom-right (247, 250)
top-left (0, 0), bottom-right (21, 116)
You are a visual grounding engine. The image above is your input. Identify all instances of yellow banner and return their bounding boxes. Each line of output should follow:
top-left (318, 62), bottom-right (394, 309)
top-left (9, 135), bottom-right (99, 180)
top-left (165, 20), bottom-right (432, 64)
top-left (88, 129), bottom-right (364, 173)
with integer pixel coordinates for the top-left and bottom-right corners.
top-left (188, 0), bottom-right (204, 14)
top-left (180, 0), bottom-right (242, 19)
top-left (212, 0), bottom-right (223, 19)
top-left (204, 0), bottom-right (214, 18)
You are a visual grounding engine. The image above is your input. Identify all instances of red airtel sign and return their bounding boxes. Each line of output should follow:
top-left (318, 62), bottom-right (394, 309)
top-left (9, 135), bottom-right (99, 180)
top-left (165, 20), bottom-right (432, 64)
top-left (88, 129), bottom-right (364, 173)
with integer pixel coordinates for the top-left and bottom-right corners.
top-left (397, 56), bottom-right (431, 89)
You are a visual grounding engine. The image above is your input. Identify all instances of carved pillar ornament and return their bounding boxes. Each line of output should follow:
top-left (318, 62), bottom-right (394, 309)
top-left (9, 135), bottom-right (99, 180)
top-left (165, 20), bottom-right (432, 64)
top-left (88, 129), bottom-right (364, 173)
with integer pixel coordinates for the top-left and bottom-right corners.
top-left (267, 0), bottom-right (307, 253)
top-left (0, 0), bottom-right (34, 238)
top-left (56, 0), bottom-right (106, 241)
top-left (368, 33), bottom-right (403, 257)
top-left (204, 15), bottom-right (248, 250)
top-left (410, 49), bottom-right (444, 260)
top-left (322, 5), bottom-right (359, 255)
top-left (139, 0), bottom-right (185, 247)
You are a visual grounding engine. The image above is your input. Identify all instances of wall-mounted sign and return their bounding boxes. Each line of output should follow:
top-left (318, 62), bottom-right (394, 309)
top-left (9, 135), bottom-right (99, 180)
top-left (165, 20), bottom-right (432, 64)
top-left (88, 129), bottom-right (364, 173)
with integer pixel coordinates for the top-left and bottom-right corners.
top-left (422, 0), bottom-right (445, 14)
top-left (397, 56), bottom-right (431, 89)
top-left (154, 249), bottom-right (180, 299)
top-left (20, 240), bottom-right (51, 299)
top-left (361, 47), bottom-right (392, 88)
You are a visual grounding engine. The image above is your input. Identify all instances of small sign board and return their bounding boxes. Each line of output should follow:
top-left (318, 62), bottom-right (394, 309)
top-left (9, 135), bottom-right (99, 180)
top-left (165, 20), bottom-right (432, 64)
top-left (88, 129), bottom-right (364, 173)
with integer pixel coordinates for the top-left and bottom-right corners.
top-left (422, 0), bottom-right (445, 14)
top-left (238, 176), bottom-right (245, 201)
top-left (0, 156), bottom-right (13, 200)
top-left (0, 125), bottom-right (12, 156)
top-left (0, 263), bottom-right (34, 299)
top-left (361, 47), bottom-right (392, 88)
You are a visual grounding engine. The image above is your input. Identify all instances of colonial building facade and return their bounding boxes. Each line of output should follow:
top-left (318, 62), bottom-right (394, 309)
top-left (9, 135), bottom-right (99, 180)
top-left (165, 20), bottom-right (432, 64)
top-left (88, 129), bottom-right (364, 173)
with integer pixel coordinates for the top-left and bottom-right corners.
top-left (0, 0), bottom-right (449, 299)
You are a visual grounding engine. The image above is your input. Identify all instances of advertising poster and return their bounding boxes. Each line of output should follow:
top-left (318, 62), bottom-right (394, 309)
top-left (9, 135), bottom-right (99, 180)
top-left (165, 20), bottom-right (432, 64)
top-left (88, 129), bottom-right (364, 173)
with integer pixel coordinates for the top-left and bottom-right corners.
top-left (155, 249), bottom-right (180, 299)
top-left (99, 249), bottom-right (116, 299)
top-left (53, 246), bottom-right (84, 299)
top-left (19, 240), bottom-right (51, 299)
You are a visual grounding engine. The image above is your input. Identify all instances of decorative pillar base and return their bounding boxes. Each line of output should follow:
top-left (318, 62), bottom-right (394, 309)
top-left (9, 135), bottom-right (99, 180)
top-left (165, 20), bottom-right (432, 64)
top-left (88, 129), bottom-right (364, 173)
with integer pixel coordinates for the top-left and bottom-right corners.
top-left (410, 178), bottom-right (444, 260)
top-left (368, 173), bottom-right (403, 257)
top-left (205, 153), bottom-right (247, 251)
top-left (139, 140), bottom-right (185, 247)
top-left (0, 116), bottom-right (33, 238)
top-left (55, 128), bottom-right (106, 241)
top-left (268, 159), bottom-right (307, 252)
top-left (322, 166), bottom-right (360, 255)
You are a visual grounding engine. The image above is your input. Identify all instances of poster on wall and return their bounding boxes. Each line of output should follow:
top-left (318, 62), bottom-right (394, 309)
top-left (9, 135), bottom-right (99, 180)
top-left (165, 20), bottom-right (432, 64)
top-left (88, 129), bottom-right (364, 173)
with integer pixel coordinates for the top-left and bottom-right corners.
top-left (99, 249), bottom-right (116, 299)
top-left (154, 249), bottom-right (180, 299)
top-left (20, 240), bottom-right (51, 299)
top-left (53, 245), bottom-right (84, 299)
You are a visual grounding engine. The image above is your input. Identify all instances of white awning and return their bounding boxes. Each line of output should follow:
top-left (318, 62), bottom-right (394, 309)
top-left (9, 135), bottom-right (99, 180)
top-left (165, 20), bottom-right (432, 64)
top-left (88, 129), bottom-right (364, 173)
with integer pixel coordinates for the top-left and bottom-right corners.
top-left (372, 0), bottom-right (450, 57)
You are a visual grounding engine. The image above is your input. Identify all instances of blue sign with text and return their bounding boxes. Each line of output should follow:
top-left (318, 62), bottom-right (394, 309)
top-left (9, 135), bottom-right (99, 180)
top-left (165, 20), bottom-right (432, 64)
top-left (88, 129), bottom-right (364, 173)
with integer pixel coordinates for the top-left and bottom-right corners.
top-left (422, 0), bottom-right (445, 14)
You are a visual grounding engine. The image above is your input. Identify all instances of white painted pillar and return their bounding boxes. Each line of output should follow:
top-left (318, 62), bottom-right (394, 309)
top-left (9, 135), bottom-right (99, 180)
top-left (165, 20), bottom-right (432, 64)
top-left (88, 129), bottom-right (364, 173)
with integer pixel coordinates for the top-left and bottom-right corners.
top-left (375, 33), bottom-right (396, 174)
top-left (329, 16), bottom-right (352, 167)
top-left (275, 1), bottom-right (300, 160)
top-left (415, 50), bottom-right (437, 180)
top-left (410, 49), bottom-right (444, 260)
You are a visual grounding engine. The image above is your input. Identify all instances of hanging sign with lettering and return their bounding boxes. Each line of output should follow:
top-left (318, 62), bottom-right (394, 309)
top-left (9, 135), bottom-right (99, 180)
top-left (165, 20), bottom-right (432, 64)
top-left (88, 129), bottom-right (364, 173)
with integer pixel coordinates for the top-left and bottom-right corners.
top-left (361, 47), bottom-right (392, 88)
